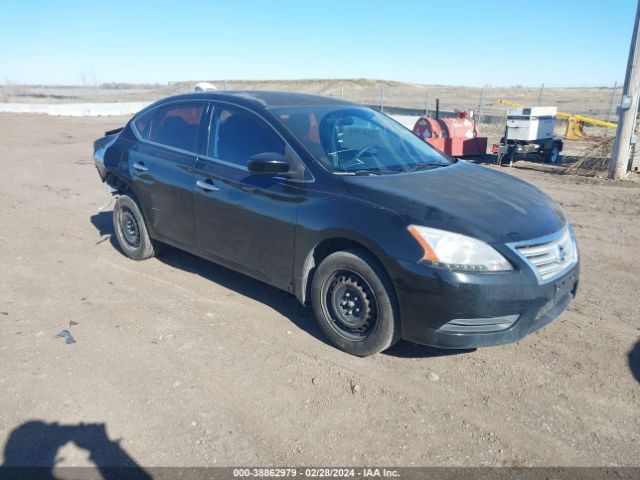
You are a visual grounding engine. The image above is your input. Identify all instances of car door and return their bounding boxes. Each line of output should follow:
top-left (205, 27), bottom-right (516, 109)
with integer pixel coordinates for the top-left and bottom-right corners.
top-left (192, 103), bottom-right (306, 288)
top-left (129, 101), bottom-right (208, 248)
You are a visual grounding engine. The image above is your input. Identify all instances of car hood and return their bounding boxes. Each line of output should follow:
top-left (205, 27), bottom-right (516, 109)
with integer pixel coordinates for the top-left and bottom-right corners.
top-left (342, 161), bottom-right (566, 244)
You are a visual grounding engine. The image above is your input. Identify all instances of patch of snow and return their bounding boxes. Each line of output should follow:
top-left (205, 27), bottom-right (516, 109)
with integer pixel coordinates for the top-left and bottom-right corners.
top-left (0, 102), bottom-right (150, 117)
top-left (1, 103), bottom-right (421, 131)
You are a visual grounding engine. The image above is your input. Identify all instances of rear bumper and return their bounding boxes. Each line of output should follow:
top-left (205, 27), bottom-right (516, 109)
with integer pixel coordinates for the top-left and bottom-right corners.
top-left (393, 259), bottom-right (579, 349)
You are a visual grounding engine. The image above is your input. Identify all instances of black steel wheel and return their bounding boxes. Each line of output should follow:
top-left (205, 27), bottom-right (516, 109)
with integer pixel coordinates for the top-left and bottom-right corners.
top-left (324, 270), bottom-right (378, 341)
top-left (311, 249), bottom-right (400, 356)
top-left (117, 206), bottom-right (141, 250)
top-left (112, 194), bottom-right (160, 260)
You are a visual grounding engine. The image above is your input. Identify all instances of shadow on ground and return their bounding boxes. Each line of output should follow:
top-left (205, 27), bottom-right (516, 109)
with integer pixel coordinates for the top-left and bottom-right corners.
top-left (91, 208), bottom-right (120, 249)
top-left (629, 341), bottom-right (640, 384)
top-left (0, 420), bottom-right (150, 480)
top-left (90, 211), bottom-right (472, 359)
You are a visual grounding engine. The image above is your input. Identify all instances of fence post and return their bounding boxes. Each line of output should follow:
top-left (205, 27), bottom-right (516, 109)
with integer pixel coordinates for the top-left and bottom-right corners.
top-left (608, 80), bottom-right (618, 122)
top-left (380, 85), bottom-right (385, 113)
top-left (478, 86), bottom-right (485, 122)
top-left (341, 85), bottom-right (344, 100)
top-left (425, 86), bottom-right (430, 116)
top-left (538, 83), bottom-right (544, 105)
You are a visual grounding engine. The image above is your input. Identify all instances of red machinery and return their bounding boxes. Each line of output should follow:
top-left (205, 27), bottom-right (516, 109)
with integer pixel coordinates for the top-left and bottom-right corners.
top-left (412, 112), bottom-right (487, 157)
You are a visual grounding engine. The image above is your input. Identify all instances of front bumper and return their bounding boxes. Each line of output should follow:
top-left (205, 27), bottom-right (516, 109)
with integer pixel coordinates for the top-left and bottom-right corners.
top-left (393, 258), bottom-right (579, 349)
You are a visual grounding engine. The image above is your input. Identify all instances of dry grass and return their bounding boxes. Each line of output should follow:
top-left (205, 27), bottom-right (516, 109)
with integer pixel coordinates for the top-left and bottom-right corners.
top-left (476, 119), bottom-right (506, 146)
top-left (563, 137), bottom-right (614, 177)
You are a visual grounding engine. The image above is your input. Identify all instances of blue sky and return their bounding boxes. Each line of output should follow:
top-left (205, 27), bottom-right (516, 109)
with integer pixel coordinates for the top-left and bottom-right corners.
top-left (0, 0), bottom-right (636, 86)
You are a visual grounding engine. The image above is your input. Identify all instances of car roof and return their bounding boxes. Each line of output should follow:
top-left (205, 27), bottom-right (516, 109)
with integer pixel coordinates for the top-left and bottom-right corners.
top-left (157, 90), bottom-right (355, 110)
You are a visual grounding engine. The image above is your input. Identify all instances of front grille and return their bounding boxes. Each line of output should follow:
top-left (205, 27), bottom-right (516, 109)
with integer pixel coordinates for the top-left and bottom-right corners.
top-left (509, 227), bottom-right (578, 284)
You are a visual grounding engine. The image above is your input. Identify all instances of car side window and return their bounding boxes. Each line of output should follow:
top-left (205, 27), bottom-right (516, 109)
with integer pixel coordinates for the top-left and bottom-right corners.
top-left (210, 106), bottom-right (284, 167)
top-left (135, 102), bottom-right (205, 153)
top-left (133, 109), bottom-right (154, 138)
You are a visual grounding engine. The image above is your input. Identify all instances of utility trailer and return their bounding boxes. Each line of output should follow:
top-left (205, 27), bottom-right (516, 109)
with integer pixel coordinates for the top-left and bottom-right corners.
top-left (492, 106), bottom-right (563, 166)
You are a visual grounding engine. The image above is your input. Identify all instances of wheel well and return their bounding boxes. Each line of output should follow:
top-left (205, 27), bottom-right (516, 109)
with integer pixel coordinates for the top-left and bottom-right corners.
top-left (104, 173), bottom-right (131, 196)
top-left (300, 238), bottom-right (391, 305)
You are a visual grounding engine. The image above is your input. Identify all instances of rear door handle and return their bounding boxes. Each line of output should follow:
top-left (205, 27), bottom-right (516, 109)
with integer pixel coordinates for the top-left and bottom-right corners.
top-left (196, 179), bottom-right (220, 192)
top-left (132, 162), bottom-right (148, 172)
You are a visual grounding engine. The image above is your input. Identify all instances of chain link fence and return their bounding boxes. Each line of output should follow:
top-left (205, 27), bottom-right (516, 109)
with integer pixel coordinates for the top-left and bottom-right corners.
top-left (168, 80), bottom-right (623, 122)
top-left (165, 80), bottom-right (624, 149)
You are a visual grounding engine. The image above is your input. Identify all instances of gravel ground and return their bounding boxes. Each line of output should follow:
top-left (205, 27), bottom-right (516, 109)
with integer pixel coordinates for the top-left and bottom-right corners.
top-left (0, 113), bottom-right (638, 469)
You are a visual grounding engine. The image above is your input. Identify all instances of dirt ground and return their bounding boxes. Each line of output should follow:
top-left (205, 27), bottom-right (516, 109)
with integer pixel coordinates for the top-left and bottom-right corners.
top-left (0, 113), bottom-right (638, 469)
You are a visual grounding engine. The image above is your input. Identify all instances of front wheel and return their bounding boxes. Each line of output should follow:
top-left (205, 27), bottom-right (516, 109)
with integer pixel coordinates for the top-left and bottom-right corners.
top-left (311, 249), bottom-right (400, 356)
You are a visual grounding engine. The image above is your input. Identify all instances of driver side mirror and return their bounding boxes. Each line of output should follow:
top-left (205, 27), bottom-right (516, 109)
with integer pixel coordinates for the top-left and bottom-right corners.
top-left (247, 152), bottom-right (290, 176)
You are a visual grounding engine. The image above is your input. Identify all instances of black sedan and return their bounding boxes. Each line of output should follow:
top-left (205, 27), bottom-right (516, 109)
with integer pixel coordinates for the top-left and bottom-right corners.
top-left (93, 91), bottom-right (579, 356)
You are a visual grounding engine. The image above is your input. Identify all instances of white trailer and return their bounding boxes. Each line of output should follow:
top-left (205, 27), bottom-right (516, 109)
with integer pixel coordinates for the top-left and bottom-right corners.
top-left (494, 106), bottom-right (563, 165)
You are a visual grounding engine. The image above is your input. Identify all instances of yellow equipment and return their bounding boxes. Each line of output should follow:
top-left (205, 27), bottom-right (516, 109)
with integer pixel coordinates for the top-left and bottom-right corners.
top-left (565, 117), bottom-right (586, 141)
top-left (498, 100), bottom-right (617, 140)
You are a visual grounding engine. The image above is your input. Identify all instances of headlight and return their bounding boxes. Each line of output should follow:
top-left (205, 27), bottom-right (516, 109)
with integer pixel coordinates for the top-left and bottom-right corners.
top-left (407, 225), bottom-right (512, 272)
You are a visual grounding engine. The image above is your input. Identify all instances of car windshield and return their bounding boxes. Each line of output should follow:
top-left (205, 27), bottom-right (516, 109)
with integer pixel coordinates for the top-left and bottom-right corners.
top-left (272, 105), bottom-right (454, 174)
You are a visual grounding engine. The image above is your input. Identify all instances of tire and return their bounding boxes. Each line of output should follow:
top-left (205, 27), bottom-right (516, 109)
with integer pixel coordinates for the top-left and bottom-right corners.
top-left (545, 145), bottom-right (561, 164)
top-left (112, 194), bottom-right (160, 260)
top-left (311, 249), bottom-right (400, 356)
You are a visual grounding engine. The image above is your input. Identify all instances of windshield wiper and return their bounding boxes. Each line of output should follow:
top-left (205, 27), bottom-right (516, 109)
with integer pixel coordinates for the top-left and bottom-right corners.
top-left (353, 169), bottom-right (385, 176)
top-left (334, 169), bottom-right (384, 176)
top-left (407, 162), bottom-right (450, 172)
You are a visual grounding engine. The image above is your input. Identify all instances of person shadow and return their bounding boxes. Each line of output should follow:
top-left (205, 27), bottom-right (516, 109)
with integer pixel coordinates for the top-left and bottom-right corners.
top-left (0, 420), bottom-right (150, 480)
top-left (90, 211), bottom-right (472, 360)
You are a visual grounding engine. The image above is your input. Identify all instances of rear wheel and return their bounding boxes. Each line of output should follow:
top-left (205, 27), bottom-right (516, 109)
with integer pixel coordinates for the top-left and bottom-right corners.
top-left (311, 249), bottom-right (400, 356)
top-left (112, 194), bottom-right (160, 260)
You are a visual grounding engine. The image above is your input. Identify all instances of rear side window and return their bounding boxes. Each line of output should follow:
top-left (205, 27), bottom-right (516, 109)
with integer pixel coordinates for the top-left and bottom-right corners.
top-left (133, 102), bottom-right (205, 153)
top-left (210, 106), bottom-right (284, 167)
top-left (133, 109), bottom-right (154, 138)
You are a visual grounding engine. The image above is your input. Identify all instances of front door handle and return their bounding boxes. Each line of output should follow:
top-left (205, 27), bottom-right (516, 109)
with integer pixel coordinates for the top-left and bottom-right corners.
top-left (196, 179), bottom-right (220, 192)
top-left (132, 162), bottom-right (148, 172)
